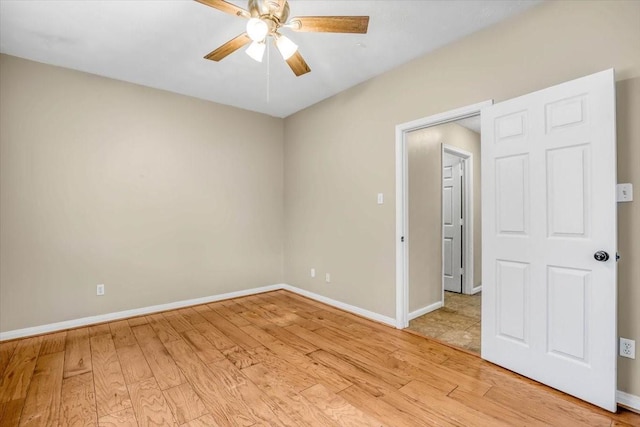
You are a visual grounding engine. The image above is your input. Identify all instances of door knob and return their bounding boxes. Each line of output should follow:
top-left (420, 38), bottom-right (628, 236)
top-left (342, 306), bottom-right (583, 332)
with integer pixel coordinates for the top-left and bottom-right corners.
top-left (594, 251), bottom-right (609, 262)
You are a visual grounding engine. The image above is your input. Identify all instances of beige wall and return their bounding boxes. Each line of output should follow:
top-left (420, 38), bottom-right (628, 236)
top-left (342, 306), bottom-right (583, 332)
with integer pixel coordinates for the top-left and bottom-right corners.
top-left (0, 54), bottom-right (284, 332)
top-left (283, 0), bottom-right (640, 396)
top-left (407, 123), bottom-right (481, 312)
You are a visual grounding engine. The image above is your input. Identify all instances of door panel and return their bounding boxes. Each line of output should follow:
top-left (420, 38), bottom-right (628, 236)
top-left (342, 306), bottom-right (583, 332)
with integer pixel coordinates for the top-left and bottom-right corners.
top-left (496, 155), bottom-right (529, 235)
top-left (443, 151), bottom-right (462, 293)
top-left (481, 69), bottom-right (617, 411)
top-left (496, 260), bottom-right (529, 344)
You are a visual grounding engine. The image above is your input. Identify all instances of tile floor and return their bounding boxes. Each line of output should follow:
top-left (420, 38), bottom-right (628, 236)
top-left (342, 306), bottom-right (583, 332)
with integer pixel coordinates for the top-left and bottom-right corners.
top-left (408, 291), bottom-right (481, 353)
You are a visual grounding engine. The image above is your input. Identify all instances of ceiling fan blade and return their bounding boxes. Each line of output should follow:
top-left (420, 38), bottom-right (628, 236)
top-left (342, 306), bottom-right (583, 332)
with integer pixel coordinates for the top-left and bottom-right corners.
top-left (204, 33), bottom-right (251, 61)
top-left (285, 50), bottom-right (311, 77)
top-left (194, 0), bottom-right (250, 18)
top-left (289, 16), bottom-right (369, 34)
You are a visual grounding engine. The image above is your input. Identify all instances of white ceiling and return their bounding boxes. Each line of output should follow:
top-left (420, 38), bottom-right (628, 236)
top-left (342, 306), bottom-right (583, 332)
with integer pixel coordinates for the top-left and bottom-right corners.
top-left (0, 0), bottom-right (540, 118)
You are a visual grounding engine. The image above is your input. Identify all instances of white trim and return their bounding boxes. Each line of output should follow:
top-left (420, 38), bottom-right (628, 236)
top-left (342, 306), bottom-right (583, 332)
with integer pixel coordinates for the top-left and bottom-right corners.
top-left (471, 285), bottom-right (482, 295)
top-left (408, 301), bottom-right (443, 321)
top-left (617, 390), bottom-right (640, 413)
top-left (0, 283), bottom-right (398, 341)
top-left (0, 284), bottom-right (282, 341)
top-left (442, 144), bottom-right (475, 296)
top-left (281, 285), bottom-right (397, 327)
top-left (395, 100), bottom-right (493, 329)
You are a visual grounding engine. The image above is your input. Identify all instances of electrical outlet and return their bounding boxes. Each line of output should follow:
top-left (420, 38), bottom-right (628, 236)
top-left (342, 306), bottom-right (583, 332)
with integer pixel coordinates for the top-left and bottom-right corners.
top-left (325, 273), bottom-right (331, 283)
top-left (620, 338), bottom-right (635, 359)
top-left (311, 268), bottom-right (316, 278)
top-left (96, 284), bottom-right (105, 296)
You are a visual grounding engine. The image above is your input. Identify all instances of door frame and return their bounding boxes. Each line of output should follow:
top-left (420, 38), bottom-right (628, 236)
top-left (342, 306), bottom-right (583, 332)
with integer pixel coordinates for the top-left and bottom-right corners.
top-left (395, 100), bottom-right (492, 328)
top-left (441, 144), bottom-right (478, 296)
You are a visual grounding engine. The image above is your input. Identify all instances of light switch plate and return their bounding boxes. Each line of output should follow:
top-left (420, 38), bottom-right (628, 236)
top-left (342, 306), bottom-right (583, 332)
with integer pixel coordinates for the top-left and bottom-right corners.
top-left (377, 193), bottom-right (384, 204)
top-left (617, 183), bottom-right (633, 202)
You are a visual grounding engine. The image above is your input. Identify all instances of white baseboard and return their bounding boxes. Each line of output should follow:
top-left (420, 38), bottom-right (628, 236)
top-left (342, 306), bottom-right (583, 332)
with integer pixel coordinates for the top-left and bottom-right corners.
top-left (0, 283), bottom-right (397, 341)
top-left (617, 390), bottom-right (640, 413)
top-left (470, 285), bottom-right (482, 295)
top-left (0, 284), bottom-right (282, 341)
top-left (408, 301), bottom-right (443, 321)
top-left (281, 284), bottom-right (396, 327)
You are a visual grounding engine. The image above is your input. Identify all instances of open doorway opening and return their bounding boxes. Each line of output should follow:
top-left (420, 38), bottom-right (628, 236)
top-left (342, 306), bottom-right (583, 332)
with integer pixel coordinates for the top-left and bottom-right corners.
top-left (396, 107), bottom-right (486, 354)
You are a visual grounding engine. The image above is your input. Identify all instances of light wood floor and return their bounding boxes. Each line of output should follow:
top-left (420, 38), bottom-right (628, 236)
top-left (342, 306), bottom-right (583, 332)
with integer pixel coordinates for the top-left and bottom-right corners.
top-left (0, 290), bottom-right (638, 426)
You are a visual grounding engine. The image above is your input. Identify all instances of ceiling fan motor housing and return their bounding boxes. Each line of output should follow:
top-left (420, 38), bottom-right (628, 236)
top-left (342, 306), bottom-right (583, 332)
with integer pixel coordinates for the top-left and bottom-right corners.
top-left (248, 0), bottom-right (289, 23)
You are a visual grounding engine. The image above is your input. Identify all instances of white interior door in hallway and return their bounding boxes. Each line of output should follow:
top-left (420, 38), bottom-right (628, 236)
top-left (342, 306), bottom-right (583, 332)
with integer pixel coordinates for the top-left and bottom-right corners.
top-left (443, 151), bottom-right (464, 293)
top-left (481, 69), bottom-right (617, 411)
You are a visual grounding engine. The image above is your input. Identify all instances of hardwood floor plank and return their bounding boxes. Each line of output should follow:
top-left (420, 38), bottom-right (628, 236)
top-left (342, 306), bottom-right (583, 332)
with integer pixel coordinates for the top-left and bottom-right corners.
top-left (59, 372), bottom-right (98, 427)
top-left (116, 344), bottom-right (153, 385)
top-left (399, 380), bottom-right (512, 427)
top-left (126, 317), bottom-right (148, 328)
top-left (63, 328), bottom-right (92, 379)
top-left (18, 351), bottom-right (64, 426)
top-left (182, 413), bottom-right (222, 427)
top-left (162, 383), bottom-right (208, 425)
top-left (208, 358), bottom-right (290, 426)
top-left (484, 384), bottom-right (613, 426)
top-left (38, 332), bottom-right (66, 356)
top-left (0, 398), bottom-right (25, 427)
top-left (240, 324), bottom-right (352, 393)
top-left (109, 321), bottom-right (137, 349)
top-left (0, 341), bottom-right (18, 379)
top-left (306, 350), bottom-right (395, 398)
top-left (146, 314), bottom-right (181, 344)
top-left (300, 383), bottom-right (385, 426)
top-left (0, 336), bottom-right (42, 402)
top-left (262, 324), bottom-right (318, 354)
top-left (196, 307), bottom-right (261, 350)
top-left (90, 334), bottom-right (131, 417)
top-left (128, 377), bottom-right (178, 427)
top-left (177, 308), bottom-right (208, 327)
top-left (97, 407), bottom-right (137, 426)
top-left (448, 387), bottom-right (549, 426)
top-left (221, 345), bottom-right (259, 369)
top-left (242, 352), bottom-right (316, 394)
top-left (378, 390), bottom-right (460, 427)
top-left (163, 340), bottom-right (256, 426)
top-left (338, 384), bottom-right (432, 427)
top-left (131, 325), bottom-right (185, 390)
top-left (240, 361), bottom-right (338, 427)
top-left (208, 303), bottom-right (251, 327)
top-left (162, 311), bottom-right (193, 333)
top-left (288, 326), bottom-right (410, 390)
top-left (180, 329), bottom-right (226, 365)
top-left (391, 349), bottom-right (491, 395)
top-left (192, 320), bottom-right (236, 352)
top-left (88, 324), bottom-right (111, 338)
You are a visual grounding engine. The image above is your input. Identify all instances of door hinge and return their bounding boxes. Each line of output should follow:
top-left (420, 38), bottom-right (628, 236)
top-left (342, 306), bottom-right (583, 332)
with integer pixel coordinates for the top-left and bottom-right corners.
top-left (616, 252), bottom-right (621, 261)
top-left (401, 236), bottom-right (405, 243)
top-left (460, 218), bottom-right (464, 225)
top-left (460, 268), bottom-right (464, 275)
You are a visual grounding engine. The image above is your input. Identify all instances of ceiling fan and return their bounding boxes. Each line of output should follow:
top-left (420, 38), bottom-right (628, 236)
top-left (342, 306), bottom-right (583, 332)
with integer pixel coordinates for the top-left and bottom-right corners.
top-left (195, 0), bottom-right (369, 76)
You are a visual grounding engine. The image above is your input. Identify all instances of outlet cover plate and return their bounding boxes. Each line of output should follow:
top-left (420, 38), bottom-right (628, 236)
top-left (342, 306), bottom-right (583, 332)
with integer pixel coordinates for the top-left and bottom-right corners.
top-left (620, 337), bottom-right (636, 359)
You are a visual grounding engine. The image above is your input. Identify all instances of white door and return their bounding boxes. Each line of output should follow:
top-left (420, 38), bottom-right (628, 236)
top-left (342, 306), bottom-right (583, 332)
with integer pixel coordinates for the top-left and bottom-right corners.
top-left (443, 151), bottom-right (463, 293)
top-left (481, 69), bottom-right (617, 411)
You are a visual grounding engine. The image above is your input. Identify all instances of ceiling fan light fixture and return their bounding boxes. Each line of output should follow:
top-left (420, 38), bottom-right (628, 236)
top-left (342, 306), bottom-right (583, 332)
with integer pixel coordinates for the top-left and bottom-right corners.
top-left (275, 34), bottom-right (298, 60)
top-left (246, 17), bottom-right (268, 41)
top-left (245, 40), bottom-right (266, 62)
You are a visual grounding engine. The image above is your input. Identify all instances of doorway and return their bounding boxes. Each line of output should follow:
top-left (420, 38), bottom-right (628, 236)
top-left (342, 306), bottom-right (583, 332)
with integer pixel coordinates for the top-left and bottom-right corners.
top-left (395, 101), bottom-right (491, 333)
top-left (400, 113), bottom-right (483, 353)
